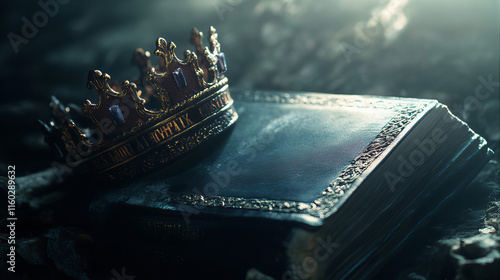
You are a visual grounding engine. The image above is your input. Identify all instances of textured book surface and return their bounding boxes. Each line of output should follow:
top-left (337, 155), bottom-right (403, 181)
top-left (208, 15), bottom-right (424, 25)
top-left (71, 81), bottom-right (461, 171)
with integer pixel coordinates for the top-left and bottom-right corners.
top-left (90, 90), bottom-right (492, 280)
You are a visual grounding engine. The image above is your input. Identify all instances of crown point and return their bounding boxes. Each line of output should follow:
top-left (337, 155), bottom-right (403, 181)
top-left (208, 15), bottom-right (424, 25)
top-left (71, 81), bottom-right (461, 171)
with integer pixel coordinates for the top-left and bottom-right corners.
top-left (87, 70), bottom-right (111, 92)
top-left (133, 48), bottom-right (152, 73)
top-left (155, 38), bottom-right (178, 69)
top-left (191, 27), bottom-right (202, 40)
top-left (156, 37), bottom-right (167, 48)
top-left (191, 28), bottom-right (204, 56)
top-left (209, 26), bottom-right (221, 54)
top-left (122, 80), bottom-right (133, 88)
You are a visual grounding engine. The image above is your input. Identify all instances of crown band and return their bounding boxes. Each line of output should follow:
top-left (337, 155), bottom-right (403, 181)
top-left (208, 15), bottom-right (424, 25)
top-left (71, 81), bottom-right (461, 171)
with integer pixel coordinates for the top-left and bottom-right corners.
top-left (81, 85), bottom-right (236, 179)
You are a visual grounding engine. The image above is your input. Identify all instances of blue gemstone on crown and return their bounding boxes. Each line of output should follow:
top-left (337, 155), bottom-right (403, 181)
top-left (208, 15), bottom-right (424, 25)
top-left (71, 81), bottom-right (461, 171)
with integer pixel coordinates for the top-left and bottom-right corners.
top-left (172, 67), bottom-right (187, 90)
top-left (216, 52), bottom-right (227, 73)
top-left (109, 105), bottom-right (125, 125)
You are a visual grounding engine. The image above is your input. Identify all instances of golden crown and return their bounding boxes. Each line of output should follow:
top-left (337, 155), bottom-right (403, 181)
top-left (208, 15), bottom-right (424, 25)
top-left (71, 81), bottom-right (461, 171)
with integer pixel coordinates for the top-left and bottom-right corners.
top-left (39, 27), bottom-right (238, 181)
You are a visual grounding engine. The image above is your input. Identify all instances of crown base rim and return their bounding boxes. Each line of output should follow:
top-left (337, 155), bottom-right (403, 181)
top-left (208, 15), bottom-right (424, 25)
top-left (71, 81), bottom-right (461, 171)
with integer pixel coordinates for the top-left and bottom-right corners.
top-left (77, 86), bottom-right (238, 181)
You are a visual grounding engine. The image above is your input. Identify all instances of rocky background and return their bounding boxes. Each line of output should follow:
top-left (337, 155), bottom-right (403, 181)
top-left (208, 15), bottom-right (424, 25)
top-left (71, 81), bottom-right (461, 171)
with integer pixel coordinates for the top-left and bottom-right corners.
top-left (0, 0), bottom-right (498, 279)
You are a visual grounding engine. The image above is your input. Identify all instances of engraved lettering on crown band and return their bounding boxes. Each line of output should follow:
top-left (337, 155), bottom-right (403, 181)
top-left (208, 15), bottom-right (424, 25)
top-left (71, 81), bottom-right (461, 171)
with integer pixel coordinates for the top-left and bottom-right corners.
top-left (87, 89), bottom-right (233, 171)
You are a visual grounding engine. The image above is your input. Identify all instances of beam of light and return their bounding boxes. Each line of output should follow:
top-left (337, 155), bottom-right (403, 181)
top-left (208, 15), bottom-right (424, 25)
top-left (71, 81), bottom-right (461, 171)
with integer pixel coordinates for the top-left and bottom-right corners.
top-left (365, 0), bottom-right (410, 43)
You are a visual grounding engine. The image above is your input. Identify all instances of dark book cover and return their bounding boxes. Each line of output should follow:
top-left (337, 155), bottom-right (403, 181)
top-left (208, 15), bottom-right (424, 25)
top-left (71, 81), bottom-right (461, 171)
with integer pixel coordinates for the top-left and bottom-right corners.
top-left (89, 90), bottom-right (492, 279)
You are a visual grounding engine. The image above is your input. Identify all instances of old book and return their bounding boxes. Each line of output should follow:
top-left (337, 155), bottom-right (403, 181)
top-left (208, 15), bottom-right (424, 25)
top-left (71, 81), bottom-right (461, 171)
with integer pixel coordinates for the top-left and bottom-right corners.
top-left (89, 90), bottom-right (492, 279)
